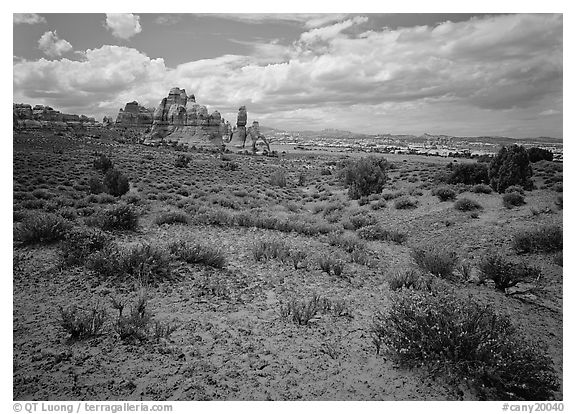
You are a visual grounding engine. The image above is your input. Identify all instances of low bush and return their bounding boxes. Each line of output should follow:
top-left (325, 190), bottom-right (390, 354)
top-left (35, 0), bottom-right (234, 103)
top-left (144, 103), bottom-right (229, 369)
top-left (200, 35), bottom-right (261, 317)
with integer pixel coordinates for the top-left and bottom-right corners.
top-left (251, 239), bottom-right (290, 262)
top-left (432, 186), bottom-right (456, 201)
top-left (61, 227), bottom-right (110, 266)
top-left (470, 184), bottom-right (493, 194)
top-left (169, 240), bottom-right (226, 269)
top-left (87, 243), bottom-right (172, 283)
top-left (388, 269), bottom-right (431, 291)
top-left (454, 197), bottom-right (483, 211)
top-left (371, 289), bottom-right (559, 400)
top-left (340, 156), bottom-right (389, 199)
top-left (357, 224), bottom-right (407, 244)
top-left (394, 196), bottom-right (418, 210)
top-left (93, 154), bottom-right (113, 172)
top-left (59, 303), bottom-right (107, 340)
top-left (15, 212), bottom-right (72, 245)
top-left (411, 244), bottom-right (458, 279)
top-left (103, 168), bottom-right (130, 197)
top-left (86, 203), bottom-right (139, 231)
top-left (447, 163), bottom-right (489, 185)
top-left (512, 225), bottom-right (562, 254)
top-left (328, 232), bottom-right (366, 253)
top-left (505, 185), bottom-right (525, 195)
top-left (280, 294), bottom-right (348, 325)
top-left (502, 192), bottom-right (525, 208)
top-left (154, 211), bottom-right (189, 226)
top-left (174, 154), bottom-right (191, 168)
top-left (348, 211), bottom-right (378, 229)
top-left (318, 256), bottom-right (346, 277)
top-left (478, 253), bottom-right (540, 292)
top-left (270, 170), bottom-right (287, 187)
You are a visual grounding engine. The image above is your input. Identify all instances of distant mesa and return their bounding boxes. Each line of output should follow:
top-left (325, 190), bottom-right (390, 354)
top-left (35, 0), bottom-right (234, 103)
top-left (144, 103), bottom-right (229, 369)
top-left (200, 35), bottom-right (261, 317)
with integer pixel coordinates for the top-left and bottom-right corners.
top-left (143, 87), bottom-right (231, 148)
top-left (13, 103), bottom-right (96, 133)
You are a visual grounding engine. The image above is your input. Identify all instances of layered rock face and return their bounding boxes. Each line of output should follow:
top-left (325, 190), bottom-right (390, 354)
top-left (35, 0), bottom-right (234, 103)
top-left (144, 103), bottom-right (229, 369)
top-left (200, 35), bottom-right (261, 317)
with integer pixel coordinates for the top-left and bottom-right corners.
top-left (13, 103), bottom-right (96, 132)
top-left (144, 87), bottom-right (225, 147)
top-left (115, 101), bottom-right (154, 129)
top-left (228, 107), bottom-right (270, 153)
top-left (247, 121), bottom-right (271, 153)
top-left (228, 106), bottom-right (248, 148)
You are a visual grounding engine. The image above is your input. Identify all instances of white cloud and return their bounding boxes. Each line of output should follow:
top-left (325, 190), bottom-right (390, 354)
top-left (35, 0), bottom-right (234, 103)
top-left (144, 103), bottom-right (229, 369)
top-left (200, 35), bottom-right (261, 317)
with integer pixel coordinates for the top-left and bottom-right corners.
top-left (13, 14), bottom-right (563, 137)
top-left (14, 13), bottom-right (46, 25)
top-left (154, 14), bottom-right (182, 25)
top-left (38, 31), bottom-right (73, 57)
top-left (105, 13), bottom-right (142, 40)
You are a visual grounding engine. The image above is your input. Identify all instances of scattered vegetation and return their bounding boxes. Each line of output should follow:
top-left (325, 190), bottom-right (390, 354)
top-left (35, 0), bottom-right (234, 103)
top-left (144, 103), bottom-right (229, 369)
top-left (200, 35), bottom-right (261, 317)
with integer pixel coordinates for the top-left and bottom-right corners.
top-left (478, 253), bottom-right (540, 292)
top-left (169, 240), bottom-right (226, 269)
top-left (432, 186), bottom-right (456, 201)
top-left (59, 303), bottom-right (107, 340)
top-left (489, 145), bottom-right (533, 193)
top-left (411, 244), bottom-right (458, 280)
top-left (454, 197), bottom-right (483, 211)
top-left (340, 156), bottom-right (389, 199)
top-left (512, 225), bottom-right (563, 254)
top-left (15, 212), bottom-right (72, 245)
top-left (371, 289), bottom-right (559, 400)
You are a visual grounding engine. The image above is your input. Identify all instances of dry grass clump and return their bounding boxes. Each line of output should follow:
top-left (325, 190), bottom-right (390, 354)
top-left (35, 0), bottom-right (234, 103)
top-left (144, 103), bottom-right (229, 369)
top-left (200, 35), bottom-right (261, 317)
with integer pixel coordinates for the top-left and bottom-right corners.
top-left (512, 225), bottom-right (562, 254)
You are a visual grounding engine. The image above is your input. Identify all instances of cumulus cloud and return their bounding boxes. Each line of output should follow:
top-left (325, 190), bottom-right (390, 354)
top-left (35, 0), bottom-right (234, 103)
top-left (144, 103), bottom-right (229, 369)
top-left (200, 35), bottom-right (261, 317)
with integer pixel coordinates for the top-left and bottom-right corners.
top-left (38, 31), bottom-right (73, 57)
top-left (14, 13), bottom-right (46, 25)
top-left (105, 13), bottom-right (142, 40)
top-left (13, 13), bottom-right (563, 137)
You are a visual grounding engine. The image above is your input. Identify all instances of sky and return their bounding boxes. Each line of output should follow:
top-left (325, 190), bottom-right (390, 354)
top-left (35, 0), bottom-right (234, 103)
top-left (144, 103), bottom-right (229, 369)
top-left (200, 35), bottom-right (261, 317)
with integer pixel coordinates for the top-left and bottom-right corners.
top-left (12, 13), bottom-right (563, 138)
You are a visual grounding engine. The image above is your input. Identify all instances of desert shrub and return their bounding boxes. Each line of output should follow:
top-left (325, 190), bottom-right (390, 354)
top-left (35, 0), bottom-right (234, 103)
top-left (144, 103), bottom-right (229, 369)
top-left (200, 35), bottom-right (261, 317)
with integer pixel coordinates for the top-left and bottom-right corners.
top-left (86, 203), bottom-right (139, 231)
top-left (16, 212), bottom-right (72, 245)
top-left (348, 211), bottom-right (378, 229)
top-left (505, 185), bottom-right (525, 195)
top-left (388, 269), bottom-right (430, 291)
top-left (432, 186), bottom-right (456, 201)
top-left (270, 170), bottom-right (287, 187)
top-left (288, 248), bottom-right (308, 270)
top-left (88, 176), bottom-right (106, 194)
top-left (174, 154), bottom-right (191, 168)
top-left (447, 163), bottom-right (489, 185)
top-left (381, 191), bottom-right (404, 200)
top-left (370, 199), bottom-right (387, 210)
top-left (478, 253), bottom-right (540, 292)
top-left (251, 239), bottom-right (290, 262)
top-left (280, 295), bottom-right (321, 325)
top-left (489, 145), bottom-right (533, 193)
top-left (318, 256), bottom-right (346, 277)
top-left (551, 182), bottom-right (562, 192)
top-left (297, 171), bottom-right (307, 186)
top-left (121, 243), bottom-right (172, 282)
top-left (168, 240), bottom-right (226, 268)
top-left (114, 293), bottom-right (152, 342)
top-left (411, 244), bottom-right (458, 279)
top-left (502, 192), bottom-right (525, 208)
top-left (87, 243), bottom-right (172, 283)
top-left (61, 227), bottom-right (110, 266)
top-left (103, 168), bottom-right (130, 197)
top-left (454, 197), bottom-right (483, 211)
top-left (394, 196), bottom-right (418, 210)
top-left (154, 211), bottom-right (189, 225)
top-left (221, 161), bottom-right (239, 171)
top-left (470, 184), bottom-right (493, 194)
top-left (341, 157), bottom-right (388, 199)
top-left (527, 147), bottom-right (554, 163)
top-left (328, 232), bottom-right (366, 253)
top-left (193, 208), bottom-right (234, 226)
top-left (93, 154), bottom-right (113, 172)
top-left (357, 224), bottom-right (407, 244)
top-left (512, 225), bottom-right (562, 254)
top-left (59, 303), bottom-right (107, 340)
top-left (371, 289), bottom-right (559, 400)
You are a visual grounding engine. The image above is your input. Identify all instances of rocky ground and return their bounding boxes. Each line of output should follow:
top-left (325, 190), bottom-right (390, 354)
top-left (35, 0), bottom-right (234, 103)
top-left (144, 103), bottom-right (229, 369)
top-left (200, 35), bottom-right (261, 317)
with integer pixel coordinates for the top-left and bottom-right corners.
top-left (13, 132), bottom-right (563, 400)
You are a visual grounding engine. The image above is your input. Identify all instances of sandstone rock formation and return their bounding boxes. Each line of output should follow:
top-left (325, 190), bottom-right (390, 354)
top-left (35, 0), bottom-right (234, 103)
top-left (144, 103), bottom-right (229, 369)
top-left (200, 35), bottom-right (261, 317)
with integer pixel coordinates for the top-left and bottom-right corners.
top-left (228, 107), bottom-right (270, 153)
top-left (13, 103), bottom-right (96, 132)
top-left (228, 106), bottom-right (248, 148)
top-left (115, 101), bottom-right (154, 130)
top-left (247, 121), bottom-right (271, 153)
top-left (144, 87), bottom-right (225, 148)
